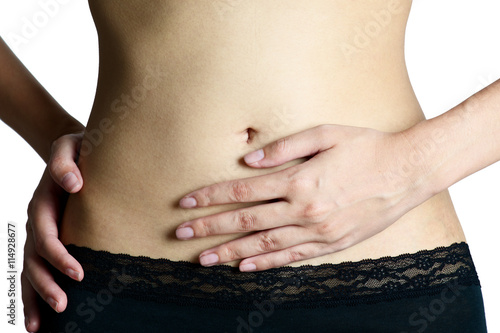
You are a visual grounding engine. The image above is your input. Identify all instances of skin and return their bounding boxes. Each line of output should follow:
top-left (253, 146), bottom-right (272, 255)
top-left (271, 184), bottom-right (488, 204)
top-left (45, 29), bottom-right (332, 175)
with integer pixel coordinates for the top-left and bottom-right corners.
top-left (60, 0), bottom-right (463, 265)
top-left (0, 1), bottom-right (498, 332)
top-left (0, 37), bottom-right (84, 330)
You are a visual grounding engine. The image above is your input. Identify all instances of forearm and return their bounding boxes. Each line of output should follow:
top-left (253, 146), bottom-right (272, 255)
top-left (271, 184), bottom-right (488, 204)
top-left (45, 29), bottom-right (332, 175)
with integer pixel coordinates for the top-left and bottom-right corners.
top-left (0, 37), bottom-right (84, 163)
top-left (403, 78), bottom-right (500, 197)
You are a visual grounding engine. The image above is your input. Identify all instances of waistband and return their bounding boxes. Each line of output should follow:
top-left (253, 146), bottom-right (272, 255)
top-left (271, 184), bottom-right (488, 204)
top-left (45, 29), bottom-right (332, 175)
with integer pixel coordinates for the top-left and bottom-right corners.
top-left (61, 242), bottom-right (480, 310)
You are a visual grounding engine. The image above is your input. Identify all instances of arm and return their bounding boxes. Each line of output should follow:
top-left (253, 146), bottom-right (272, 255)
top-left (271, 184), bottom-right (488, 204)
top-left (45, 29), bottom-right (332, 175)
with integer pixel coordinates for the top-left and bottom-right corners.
top-left (0, 37), bottom-right (83, 162)
top-left (402, 79), bottom-right (500, 197)
top-left (174, 79), bottom-right (500, 271)
top-left (0, 37), bottom-right (86, 331)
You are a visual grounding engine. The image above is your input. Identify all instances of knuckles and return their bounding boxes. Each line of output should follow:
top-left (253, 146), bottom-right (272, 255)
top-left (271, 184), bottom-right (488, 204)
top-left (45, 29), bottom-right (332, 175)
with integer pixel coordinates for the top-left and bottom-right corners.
top-left (49, 154), bottom-right (73, 178)
top-left (286, 168), bottom-right (320, 194)
top-left (257, 232), bottom-right (278, 252)
top-left (194, 188), bottom-right (212, 206)
top-left (229, 181), bottom-right (252, 202)
top-left (235, 210), bottom-right (256, 231)
top-left (328, 235), bottom-right (354, 253)
top-left (33, 237), bottom-right (47, 257)
top-left (299, 202), bottom-right (330, 222)
top-left (221, 245), bottom-right (240, 261)
top-left (314, 220), bottom-right (336, 237)
top-left (272, 136), bottom-right (291, 155)
top-left (51, 133), bottom-right (80, 151)
top-left (285, 248), bottom-right (305, 263)
top-left (196, 218), bottom-right (216, 237)
top-left (286, 170), bottom-right (333, 223)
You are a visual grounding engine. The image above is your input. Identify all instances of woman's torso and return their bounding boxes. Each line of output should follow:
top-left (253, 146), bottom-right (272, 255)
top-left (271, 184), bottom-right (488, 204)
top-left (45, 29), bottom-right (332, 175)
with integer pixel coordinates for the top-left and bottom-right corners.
top-left (61, 0), bottom-right (466, 265)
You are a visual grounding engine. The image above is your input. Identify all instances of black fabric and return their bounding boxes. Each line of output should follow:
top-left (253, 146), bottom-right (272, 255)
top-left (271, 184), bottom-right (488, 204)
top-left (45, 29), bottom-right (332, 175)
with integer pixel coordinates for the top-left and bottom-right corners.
top-left (38, 242), bottom-right (487, 332)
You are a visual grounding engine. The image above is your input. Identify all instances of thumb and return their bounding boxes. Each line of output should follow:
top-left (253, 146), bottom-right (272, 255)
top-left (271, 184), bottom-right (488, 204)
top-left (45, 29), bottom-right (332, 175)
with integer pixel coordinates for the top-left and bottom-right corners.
top-left (243, 124), bottom-right (336, 168)
top-left (48, 133), bottom-right (84, 193)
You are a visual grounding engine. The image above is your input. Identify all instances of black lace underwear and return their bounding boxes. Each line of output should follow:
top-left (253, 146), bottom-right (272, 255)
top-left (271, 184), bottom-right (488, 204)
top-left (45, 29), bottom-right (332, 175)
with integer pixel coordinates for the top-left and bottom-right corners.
top-left (62, 242), bottom-right (479, 310)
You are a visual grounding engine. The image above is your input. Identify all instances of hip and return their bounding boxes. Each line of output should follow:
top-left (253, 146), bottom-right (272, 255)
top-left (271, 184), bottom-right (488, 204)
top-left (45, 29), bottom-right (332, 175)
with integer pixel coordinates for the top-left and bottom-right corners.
top-left (38, 242), bottom-right (486, 333)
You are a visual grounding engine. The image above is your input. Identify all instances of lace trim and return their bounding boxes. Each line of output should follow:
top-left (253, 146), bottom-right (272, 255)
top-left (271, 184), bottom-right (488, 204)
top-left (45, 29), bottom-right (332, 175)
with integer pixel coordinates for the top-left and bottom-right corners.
top-left (61, 242), bottom-right (480, 309)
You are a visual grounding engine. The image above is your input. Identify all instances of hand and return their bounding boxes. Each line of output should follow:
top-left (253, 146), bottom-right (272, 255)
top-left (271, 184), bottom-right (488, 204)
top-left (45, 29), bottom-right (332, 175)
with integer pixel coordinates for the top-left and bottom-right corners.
top-left (176, 124), bottom-right (430, 272)
top-left (22, 132), bottom-right (84, 332)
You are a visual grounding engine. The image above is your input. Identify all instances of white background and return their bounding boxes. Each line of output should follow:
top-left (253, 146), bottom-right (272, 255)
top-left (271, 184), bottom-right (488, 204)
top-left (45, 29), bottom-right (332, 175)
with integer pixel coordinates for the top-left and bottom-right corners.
top-left (0, 1), bottom-right (499, 332)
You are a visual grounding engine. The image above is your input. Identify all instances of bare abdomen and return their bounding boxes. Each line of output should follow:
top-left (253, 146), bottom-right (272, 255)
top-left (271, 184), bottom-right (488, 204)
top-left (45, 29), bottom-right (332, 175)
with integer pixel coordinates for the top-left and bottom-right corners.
top-left (60, 0), bottom-right (465, 265)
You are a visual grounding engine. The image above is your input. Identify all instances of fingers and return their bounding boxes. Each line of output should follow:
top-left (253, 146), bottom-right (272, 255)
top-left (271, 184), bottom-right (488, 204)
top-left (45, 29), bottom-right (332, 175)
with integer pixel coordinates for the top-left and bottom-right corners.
top-left (177, 201), bottom-right (294, 239)
top-left (179, 169), bottom-right (291, 208)
top-left (22, 272), bottom-right (40, 332)
top-left (23, 246), bottom-right (68, 314)
top-left (22, 261), bottom-right (70, 331)
top-left (178, 125), bottom-right (337, 208)
top-left (49, 133), bottom-right (83, 193)
top-left (33, 234), bottom-right (84, 283)
top-left (21, 132), bottom-right (84, 331)
top-left (22, 227), bottom-right (69, 332)
top-left (197, 225), bottom-right (315, 268)
top-left (29, 219), bottom-right (84, 284)
top-left (238, 241), bottom-right (346, 272)
top-left (29, 171), bottom-right (84, 281)
top-left (243, 124), bottom-right (337, 168)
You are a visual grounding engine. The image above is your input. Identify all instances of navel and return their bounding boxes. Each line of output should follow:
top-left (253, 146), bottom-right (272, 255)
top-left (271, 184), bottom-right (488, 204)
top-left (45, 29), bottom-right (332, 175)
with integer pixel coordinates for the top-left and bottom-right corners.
top-left (245, 127), bottom-right (257, 144)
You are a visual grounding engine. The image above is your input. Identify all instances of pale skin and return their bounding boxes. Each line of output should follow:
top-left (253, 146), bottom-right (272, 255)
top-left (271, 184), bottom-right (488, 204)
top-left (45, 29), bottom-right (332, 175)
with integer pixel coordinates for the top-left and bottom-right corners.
top-left (177, 125), bottom-right (435, 271)
top-left (0, 1), bottom-right (499, 332)
top-left (176, 84), bottom-right (500, 271)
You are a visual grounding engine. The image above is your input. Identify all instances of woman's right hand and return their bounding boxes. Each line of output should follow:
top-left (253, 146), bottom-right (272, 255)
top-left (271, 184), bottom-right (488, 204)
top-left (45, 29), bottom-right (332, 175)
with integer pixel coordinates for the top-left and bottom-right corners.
top-left (22, 132), bottom-right (85, 332)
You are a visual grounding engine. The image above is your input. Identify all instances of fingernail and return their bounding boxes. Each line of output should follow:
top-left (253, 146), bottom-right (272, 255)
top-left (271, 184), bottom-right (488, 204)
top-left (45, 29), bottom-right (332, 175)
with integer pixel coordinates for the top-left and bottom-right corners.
top-left (66, 268), bottom-right (81, 281)
top-left (62, 172), bottom-right (80, 192)
top-left (244, 149), bottom-right (264, 164)
top-left (47, 297), bottom-right (59, 313)
top-left (176, 227), bottom-right (194, 239)
top-left (200, 253), bottom-right (219, 266)
top-left (240, 263), bottom-right (257, 272)
top-left (179, 196), bottom-right (197, 208)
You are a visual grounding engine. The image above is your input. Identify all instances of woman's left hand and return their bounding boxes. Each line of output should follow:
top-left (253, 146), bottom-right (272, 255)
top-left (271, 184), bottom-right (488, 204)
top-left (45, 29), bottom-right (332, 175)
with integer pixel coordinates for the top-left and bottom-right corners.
top-left (176, 124), bottom-right (431, 271)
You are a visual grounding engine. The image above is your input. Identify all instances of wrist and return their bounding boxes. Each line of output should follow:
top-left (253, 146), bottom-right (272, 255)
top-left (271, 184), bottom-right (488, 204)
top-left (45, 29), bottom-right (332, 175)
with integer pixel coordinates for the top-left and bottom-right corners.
top-left (396, 119), bottom-right (449, 200)
top-left (41, 113), bottom-right (85, 163)
top-left (0, 38), bottom-right (85, 163)
top-left (399, 109), bottom-right (472, 200)
top-left (56, 117), bottom-right (85, 139)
